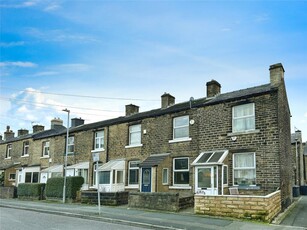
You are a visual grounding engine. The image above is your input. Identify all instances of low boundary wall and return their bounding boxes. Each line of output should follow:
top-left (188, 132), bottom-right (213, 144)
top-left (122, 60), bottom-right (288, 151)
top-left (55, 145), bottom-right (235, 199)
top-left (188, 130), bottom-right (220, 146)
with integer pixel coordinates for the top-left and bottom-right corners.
top-left (81, 191), bottom-right (129, 206)
top-left (195, 190), bottom-right (281, 222)
top-left (0, 187), bottom-right (17, 199)
top-left (129, 192), bottom-right (194, 212)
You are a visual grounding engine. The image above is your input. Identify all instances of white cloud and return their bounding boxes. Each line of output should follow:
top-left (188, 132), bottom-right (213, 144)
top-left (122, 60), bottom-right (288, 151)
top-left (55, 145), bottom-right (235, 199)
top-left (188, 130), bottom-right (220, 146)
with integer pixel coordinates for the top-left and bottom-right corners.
top-left (0, 41), bottom-right (25, 47)
top-left (26, 28), bottom-right (98, 43)
top-left (0, 0), bottom-right (39, 8)
top-left (0, 61), bottom-right (37, 68)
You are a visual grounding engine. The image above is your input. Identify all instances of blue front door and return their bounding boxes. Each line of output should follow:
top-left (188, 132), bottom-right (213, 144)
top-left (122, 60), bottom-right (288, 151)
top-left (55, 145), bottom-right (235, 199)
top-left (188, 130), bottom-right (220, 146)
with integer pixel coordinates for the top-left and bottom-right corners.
top-left (141, 168), bottom-right (151, 192)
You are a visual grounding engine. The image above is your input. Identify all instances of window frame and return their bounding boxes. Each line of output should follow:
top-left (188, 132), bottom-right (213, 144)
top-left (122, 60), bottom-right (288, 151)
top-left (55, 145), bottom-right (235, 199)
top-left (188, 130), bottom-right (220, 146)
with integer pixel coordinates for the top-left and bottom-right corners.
top-left (173, 157), bottom-right (190, 186)
top-left (42, 141), bottom-right (50, 157)
top-left (223, 165), bottom-right (228, 186)
top-left (94, 130), bottom-right (104, 151)
top-left (232, 103), bottom-right (255, 133)
top-left (9, 173), bottom-right (16, 181)
top-left (128, 161), bottom-right (140, 186)
top-left (67, 136), bottom-right (75, 155)
top-left (173, 115), bottom-right (190, 140)
top-left (128, 124), bottom-right (142, 146)
top-left (78, 168), bottom-right (88, 184)
top-left (162, 168), bottom-right (169, 185)
top-left (6, 144), bottom-right (12, 159)
top-left (25, 172), bottom-right (39, 183)
top-left (232, 152), bottom-right (256, 186)
top-left (22, 141), bottom-right (29, 157)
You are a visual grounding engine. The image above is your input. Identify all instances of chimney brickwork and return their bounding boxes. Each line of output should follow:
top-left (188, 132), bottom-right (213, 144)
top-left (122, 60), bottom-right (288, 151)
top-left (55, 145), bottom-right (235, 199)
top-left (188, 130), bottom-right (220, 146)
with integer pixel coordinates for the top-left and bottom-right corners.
top-left (161, 93), bottom-right (175, 109)
top-left (33, 125), bottom-right (44, 133)
top-left (125, 104), bottom-right (139, 116)
top-left (18, 129), bottom-right (29, 137)
top-left (4, 126), bottom-right (14, 141)
top-left (71, 118), bottom-right (85, 127)
top-left (270, 63), bottom-right (285, 86)
top-left (206, 80), bottom-right (221, 98)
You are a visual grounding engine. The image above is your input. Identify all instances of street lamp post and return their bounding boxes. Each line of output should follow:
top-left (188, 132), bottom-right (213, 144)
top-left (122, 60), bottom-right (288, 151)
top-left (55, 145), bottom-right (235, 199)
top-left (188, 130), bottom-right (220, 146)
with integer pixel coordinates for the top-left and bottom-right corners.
top-left (62, 108), bottom-right (70, 203)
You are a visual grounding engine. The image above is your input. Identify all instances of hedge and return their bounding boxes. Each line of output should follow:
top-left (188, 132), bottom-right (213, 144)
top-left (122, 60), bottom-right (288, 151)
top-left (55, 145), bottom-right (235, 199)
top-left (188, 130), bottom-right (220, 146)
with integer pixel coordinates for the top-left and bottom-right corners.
top-left (17, 183), bottom-right (45, 199)
top-left (46, 176), bottom-right (84, 200)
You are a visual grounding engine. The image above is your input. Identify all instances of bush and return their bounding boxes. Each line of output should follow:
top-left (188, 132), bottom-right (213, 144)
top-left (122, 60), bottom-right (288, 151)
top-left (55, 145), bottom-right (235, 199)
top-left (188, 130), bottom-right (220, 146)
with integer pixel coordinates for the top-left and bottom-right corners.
top-left (46, 176), bottom-right (84, 200)
top-left (17, 183), bottom-right (45, 199)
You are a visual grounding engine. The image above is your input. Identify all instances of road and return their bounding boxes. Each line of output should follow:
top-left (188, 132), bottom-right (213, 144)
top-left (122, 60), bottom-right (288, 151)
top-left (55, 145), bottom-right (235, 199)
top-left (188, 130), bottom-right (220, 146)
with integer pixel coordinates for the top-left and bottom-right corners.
top-left (0, 207), bottom-right (145, 230)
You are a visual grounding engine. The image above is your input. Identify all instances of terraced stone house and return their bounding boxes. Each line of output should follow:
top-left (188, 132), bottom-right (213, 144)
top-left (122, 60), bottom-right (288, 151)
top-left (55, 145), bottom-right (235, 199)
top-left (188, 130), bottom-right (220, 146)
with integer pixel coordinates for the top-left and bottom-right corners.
top-left (0, 63), bottom-right (292, 212)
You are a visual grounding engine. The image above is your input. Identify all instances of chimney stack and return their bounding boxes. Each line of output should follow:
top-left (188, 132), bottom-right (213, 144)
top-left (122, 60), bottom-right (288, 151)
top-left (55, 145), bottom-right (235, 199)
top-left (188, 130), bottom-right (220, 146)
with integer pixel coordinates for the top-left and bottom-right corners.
top-left (18, 129), bottom-right (29, 137)
top-left (161, 93), bottom-right (175, 109)
top-left (71, 118), bottom-right (85, 127)
top-left (51, 118), bottom-right (63, 129)
top-left (206, 80), bottom-right (221, 98)
top-left (33, 125), bottom-right (44, 133)
top-left (4, 126), bottom-right (15, 140)
top-left (269, 63), bottom-right (284, 86)
top-left (125, 104), bottom-right (139, 116)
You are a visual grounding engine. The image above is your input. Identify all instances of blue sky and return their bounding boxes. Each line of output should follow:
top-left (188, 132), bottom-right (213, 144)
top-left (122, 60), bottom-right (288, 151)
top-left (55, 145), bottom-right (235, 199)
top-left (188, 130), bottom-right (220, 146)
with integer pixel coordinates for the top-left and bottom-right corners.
top-left (0, 0), bottom-right (306, 141)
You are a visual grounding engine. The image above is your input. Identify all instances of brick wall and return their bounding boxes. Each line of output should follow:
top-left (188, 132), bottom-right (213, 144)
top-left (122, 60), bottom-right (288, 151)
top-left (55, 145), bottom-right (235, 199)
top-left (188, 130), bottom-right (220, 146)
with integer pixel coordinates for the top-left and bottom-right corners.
top-left (195, 190), bottom-right (281, 222)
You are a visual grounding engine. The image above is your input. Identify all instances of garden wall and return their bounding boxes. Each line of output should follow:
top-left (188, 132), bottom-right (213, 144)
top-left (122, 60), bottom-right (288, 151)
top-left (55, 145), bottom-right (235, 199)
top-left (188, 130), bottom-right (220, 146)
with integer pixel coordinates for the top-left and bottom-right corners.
top-left (195, 190), bottom-right (281, 222)
top-left (129, 192), bottom-right (194, 212)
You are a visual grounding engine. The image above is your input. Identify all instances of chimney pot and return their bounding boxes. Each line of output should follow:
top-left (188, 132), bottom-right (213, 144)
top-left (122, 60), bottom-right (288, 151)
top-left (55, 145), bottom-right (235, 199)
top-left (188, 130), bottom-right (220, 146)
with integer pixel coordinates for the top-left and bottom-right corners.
top-left (4, 126), bottom-right (14, 140)
top-left (125, 104), bottom-right (139, 116)
top-left (161, 93), bottom-right (175, 108)
top-left (206, 80), bottom-right (221, 98)
top-left (51, 118), bottom-right (63, 129)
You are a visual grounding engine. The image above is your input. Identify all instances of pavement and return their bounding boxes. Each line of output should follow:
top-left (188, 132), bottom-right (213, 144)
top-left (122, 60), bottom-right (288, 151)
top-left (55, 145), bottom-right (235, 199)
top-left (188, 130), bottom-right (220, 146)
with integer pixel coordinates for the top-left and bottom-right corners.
top-left (1, 197), bottom-right (306, 230)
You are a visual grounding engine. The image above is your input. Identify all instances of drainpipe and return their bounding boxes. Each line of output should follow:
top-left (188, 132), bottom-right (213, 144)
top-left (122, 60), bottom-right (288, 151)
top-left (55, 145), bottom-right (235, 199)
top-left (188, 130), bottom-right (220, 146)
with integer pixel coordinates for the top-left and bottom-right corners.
top-left (106, 126), bottom-right (109, 163)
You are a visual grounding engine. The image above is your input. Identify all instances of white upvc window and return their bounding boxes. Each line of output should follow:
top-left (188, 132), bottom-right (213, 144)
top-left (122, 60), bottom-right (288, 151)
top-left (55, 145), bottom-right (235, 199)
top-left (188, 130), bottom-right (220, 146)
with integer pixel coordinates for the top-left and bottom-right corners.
top-left (223, 165), bottom-right (228, 186)
top-left (128, 161), bottom-right (140, 186)
top-left (9, 173), bottom-right (16, 181)
top-left (232, 103), bottom-right (255, 133)
top-left (42, 141), bottom-right (50, 157)
top-left (233, 152), bottom-right (256, 186)
top-left (173, 157), bottom-right (189, 186)
top-left (67, 136), bottom-right (74, 154)
top-left (25, 172), bottom-right (39, 183)
top-left (129, 124), bottom-right (141, 146)
top-left (78, 169), bottom-right (88, 184)
top-left (22, 141), bottom-right (29, 156)
top-left (94, 130), bottom-right (104, 150)
top-left (6, 144), bottom-right (12, 158)
top-left (173, 116), bottom-right (189, 140)
top-left (162, 168), bottom-right (169, 185)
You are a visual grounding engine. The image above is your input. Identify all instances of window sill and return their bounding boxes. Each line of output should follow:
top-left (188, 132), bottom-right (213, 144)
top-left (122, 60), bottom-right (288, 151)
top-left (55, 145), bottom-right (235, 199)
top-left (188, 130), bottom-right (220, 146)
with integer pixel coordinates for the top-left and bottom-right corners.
top-left (169, 137), bottom-right (192, 144)
top-left (40, 156), bottom-right (50, 159)
top-left (169, 186), bottom-right (192, 190)
top-left (227, 129), bottom-right (260, 136)
top-left (21, 155), bottom-right (29, 158)
top-left (5, 157), bottom-right (11, 160)
top-left (125, 144), bottom-right (143, 149)
top-left (125, 185), bottom-right (139, 189)
top-left (91, 149), bottom-right (105, 153)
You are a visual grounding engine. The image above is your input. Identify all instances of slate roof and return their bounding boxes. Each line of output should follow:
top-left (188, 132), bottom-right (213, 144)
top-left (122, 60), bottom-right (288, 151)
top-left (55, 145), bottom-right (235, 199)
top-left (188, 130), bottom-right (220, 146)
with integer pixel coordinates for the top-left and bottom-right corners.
top-left (71, 83), bottom-right (275, 133)
top-left (1, 83), bottom-right (276, 141)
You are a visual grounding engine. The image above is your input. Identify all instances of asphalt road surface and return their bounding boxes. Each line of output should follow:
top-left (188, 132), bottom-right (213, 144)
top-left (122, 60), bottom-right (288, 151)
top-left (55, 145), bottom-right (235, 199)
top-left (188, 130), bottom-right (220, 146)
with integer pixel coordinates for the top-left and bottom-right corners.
top-left (0, 207), bottom-right (146, 230)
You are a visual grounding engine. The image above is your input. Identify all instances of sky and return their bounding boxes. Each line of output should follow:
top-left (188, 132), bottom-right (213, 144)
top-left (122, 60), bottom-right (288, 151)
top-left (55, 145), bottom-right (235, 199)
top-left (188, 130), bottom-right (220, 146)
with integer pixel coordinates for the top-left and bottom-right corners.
top-left (0, 0), bottom-right (306, 142)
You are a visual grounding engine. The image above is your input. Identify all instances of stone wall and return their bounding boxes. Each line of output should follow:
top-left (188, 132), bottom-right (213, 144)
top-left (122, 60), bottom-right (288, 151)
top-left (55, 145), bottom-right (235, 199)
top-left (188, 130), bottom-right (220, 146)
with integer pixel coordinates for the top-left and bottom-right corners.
top-left (128, 192), bottom-right (194, 212)
top-left (81, 191), bottom-right (129, 206)
top-left (195, 191), bottom-right (281, 223)
top-left (0, 187), bottom-right (17, 199)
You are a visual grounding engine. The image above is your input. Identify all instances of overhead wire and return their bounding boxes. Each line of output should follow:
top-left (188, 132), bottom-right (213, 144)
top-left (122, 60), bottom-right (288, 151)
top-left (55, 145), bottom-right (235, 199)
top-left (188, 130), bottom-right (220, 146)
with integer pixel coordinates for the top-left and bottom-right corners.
top-left (0, 86), bottom-right (160, 102)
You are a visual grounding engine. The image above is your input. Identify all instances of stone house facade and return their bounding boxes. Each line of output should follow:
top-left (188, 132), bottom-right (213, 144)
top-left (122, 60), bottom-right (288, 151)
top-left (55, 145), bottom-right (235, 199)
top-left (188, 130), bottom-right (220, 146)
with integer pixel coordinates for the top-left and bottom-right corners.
top-left (0, 63), bottom-right (292, 210)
